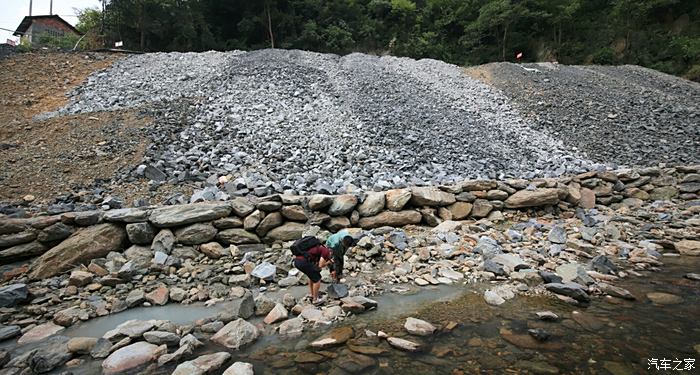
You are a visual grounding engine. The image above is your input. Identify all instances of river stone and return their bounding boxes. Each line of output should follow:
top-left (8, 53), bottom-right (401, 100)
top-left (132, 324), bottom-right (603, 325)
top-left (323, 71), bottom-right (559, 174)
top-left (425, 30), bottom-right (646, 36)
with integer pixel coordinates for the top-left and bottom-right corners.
top-left (447, 202), bottom-right (472, 220)
top-left (67, 337), bottom-right (99, 354)
top-left (17, 322), bottom-right (65, 345)
top-left (212, 217), bottom-right (243, 229)
top-left (484, 260), bottom-right (507, 276)
top-left (0, 283), bottom-right (28, 307)
top-left (385, 189), bottom-right (412, 211)
top-left (0, 230), bottom-right (37, 247)
top-left (217, 293), bottom-right (255, 321)
top-left (210, 319), bottom-right (259, 350)
top-left (0, 240), bottom-right (48, 262)
top-left (54, 306), bottom-right (89, 326)
top-left (265, 222), bottom-right (305, 241)
top-left (357, 192), bottom-right (385, 217)
top-left (473, 236), bottom-right (503, 259)
top-left (544, 283), bottom-right (590, 303)
top-left (28, 335), bottom-right (72, 373)
top-left (0, 325), bottom-right (20, 341)
top-left (175, 223), bottom-right (217, 245)
top-left (328, 195), bottom-right (358, 216)
top-left (281, 205), bottom-right (308, 221)
top-left (295, 352), bottom-right (325, 363)
top-left (145, 285), bottom-right (169, 305)
top-left (536, 311), bottom-right (559, 321)
top-left (357, 210), bottom-right (421, 229)
top-left (255, 212), bottom-right (284, 236)
top-left (556, 263), bottom-right (595, 285)
top-left (243, 209), bottom-right (263, 231)
top-left (101, 341), bottom-right (163, 375)
top-left (649, 186), bottom-right (678, 200)
top-left (500, 328), bottom-right (563, 351)
top-left (571, 311), bottom-right (604, 331)
top-left (326, 283), bottom-right (349, 299)
top-left (310, 326), bottom-right (354, 348)
top-left (143, 331), bottom-right (180, 346)
top-left (68, 270), bottom-right (94, 287)
top-left (492, 254), bottom-right (528, 272)
top-left (264, 304), bottom-right (288, 324)
top-left (646, 292), bottom-right (683, 305)
top-left (675, 240), bottom-right (700, 256)
top-left (151, 229), bottom-right (175, 254)
top-left (387, 337), bottom-right (422, 352)
top-left (598, 283), bottom-right (635, 300)
top-left (103, 208), bottom-right (150, 223)
top-left (217, 229), bottom-right (261, 245)
top-left (200, 242), bottom-right (226, 258)
top-left (0, 219), bottom-right (27, 235)
top-left (410, 187), bottom-right (455, 206)
top-left (230, 198), bottom-right (256, 217)
top-left (279, 317), bottom-right (304, 337)
top-left (223, 362), bottom-right (254, 375)
top-left (308, 195), bottom-right (334, 211)
top-left (484, 290), bottom-right (506, 306)
top-left (548, 226), bottom-right (567, 244)
top-left (404, 317), bottom-right (436, 336)
top-left (126, 222), bottom-right (156, 245)
top-left (591, 255), bottom-right (618, 274)
top-left (505, 188), bottom-right (559, 208)
top-left (104, 320), bottom-right (156, 340)
top-left (149, 203), bottom-right (232, 228)
top-left (29, 223), bottom-right (126, 279)
top-left (173, 352), bottom-right (232, 375)
top-left (334, 350), bottom-right (376, 373)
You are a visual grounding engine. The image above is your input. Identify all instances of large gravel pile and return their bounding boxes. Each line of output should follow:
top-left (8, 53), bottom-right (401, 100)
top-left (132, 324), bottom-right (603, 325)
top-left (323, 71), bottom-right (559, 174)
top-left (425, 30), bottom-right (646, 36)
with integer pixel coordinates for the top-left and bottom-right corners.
top-left (472, 62), bottom-right (700, 167)
top-left (52, 50), bottom-right (603, 194)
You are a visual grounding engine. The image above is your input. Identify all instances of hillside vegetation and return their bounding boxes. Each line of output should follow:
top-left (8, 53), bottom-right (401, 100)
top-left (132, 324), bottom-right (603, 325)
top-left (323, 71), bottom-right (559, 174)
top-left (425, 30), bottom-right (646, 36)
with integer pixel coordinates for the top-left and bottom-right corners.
top-left (85, 0), bottom-right (700, 80)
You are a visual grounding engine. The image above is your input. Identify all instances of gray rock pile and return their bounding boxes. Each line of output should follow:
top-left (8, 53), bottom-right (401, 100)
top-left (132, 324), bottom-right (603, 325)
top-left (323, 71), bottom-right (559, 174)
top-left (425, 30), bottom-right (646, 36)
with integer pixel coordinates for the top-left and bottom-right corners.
top-left (50, 50), bottom-right (601, 194)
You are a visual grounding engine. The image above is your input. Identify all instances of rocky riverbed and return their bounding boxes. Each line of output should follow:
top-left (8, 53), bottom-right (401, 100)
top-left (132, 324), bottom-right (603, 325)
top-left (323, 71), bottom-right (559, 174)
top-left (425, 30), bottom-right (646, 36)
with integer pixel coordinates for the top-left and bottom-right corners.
top-left (0, 165), bottom-right (698, 374)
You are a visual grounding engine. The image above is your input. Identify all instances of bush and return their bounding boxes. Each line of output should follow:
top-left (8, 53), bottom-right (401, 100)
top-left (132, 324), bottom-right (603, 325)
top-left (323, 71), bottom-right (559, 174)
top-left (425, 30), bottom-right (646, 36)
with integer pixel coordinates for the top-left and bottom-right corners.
top-left (685, 65), bottom-right (700, 82)
top-left (591, 47), bottom-right (615, 65)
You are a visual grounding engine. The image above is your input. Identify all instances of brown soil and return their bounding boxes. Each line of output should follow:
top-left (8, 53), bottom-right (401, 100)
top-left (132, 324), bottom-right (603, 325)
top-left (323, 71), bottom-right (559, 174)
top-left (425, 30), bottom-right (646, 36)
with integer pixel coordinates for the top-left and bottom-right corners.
top-left (0, 51), bottom-right (153, 204)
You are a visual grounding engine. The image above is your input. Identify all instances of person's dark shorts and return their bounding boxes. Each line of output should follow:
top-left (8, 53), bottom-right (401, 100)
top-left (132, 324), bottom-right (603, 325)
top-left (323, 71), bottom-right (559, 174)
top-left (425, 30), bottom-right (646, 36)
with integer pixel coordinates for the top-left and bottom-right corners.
top-left (294, 258), bottom-right (321, 282)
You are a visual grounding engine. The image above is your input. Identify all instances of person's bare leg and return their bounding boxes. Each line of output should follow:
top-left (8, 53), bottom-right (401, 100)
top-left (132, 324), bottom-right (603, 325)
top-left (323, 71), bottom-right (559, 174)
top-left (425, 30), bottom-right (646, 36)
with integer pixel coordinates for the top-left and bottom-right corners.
top-left (312, 280), bottom-right (320, 302)
top-left (308, 279), bottom-right (314, 301)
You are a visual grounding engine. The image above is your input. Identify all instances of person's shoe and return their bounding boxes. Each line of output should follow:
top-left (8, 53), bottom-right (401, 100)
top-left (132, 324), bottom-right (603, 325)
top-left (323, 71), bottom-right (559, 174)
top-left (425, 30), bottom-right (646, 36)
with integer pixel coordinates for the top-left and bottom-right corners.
top-left (313, 296), bottom-right (326, 306)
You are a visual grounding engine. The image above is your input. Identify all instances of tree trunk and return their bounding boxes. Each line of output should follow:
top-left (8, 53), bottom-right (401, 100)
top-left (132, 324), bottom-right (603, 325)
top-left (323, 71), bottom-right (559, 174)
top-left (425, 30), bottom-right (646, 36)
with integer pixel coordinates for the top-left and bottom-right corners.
top-left (266, 2), bottom-right (275, 49)
top-left (139, 1), bottom-right (145, 51)
top-left (502, 22), bottom-right (509, 61)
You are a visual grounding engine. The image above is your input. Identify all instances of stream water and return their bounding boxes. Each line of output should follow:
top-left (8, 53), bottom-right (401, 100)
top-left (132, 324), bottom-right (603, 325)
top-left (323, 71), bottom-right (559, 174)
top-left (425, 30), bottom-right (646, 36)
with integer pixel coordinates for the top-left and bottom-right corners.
top-left (45, 255), bottom-right (700, 374)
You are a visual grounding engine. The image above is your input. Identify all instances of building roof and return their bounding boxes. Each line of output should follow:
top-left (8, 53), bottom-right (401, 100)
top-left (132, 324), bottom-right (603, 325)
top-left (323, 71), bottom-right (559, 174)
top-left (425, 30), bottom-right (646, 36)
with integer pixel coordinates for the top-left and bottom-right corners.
top-left (13, 15), bottom-right (82, 37)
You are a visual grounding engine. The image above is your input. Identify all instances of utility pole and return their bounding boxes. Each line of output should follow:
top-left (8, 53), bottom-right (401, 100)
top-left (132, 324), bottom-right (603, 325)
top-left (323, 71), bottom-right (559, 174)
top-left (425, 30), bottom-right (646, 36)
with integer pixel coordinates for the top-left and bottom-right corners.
top-left (29, 0), bottom-right (33, 16)
top-left (50, 0), bottom-right (53, 15)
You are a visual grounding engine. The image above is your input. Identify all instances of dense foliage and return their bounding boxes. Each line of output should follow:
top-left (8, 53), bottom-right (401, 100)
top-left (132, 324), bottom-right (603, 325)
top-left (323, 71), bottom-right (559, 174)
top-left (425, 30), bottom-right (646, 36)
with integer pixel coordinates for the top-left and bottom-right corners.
top-left (80, 0), bottom-right (700, 79)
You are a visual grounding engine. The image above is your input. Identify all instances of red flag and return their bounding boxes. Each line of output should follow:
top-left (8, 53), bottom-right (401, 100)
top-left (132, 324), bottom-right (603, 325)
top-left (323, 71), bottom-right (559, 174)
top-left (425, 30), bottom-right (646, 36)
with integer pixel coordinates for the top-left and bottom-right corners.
top-left (516, 52), bottom-right (523, 59)
top-left (6, 39), bottom-right (16, 46)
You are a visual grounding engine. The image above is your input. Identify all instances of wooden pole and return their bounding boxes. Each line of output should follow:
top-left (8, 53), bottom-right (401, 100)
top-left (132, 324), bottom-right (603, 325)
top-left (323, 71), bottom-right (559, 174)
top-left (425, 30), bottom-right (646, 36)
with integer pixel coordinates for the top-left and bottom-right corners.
top-left (29, 0), bottom-right (33, 16)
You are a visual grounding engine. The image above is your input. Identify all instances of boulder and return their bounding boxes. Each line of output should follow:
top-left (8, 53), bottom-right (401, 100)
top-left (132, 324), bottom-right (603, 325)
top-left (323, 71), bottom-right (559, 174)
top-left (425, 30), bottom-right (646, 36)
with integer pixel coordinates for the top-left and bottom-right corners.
top-left (29, 224), bottom-right (126, 279)
top-left (68, 270), bottom-right (93, 287)
top-left (0, 283), bottom-right (28, 307)
top-left (212, 217), bottom-right (243, 229)
top-left (0, 325), bottom-right (21, 342)
top-left (103, 320), bottom-right (156, 341)
top-left (591, 255), bottom-right (618, 274)
top-left (172, 352), bottom-right (232, 375)
top-left (143, 331), bottom-right (180, 346)
top-left (0, 241), bottom-right (48, 262)
top-left (484, 290), bottom-right (506, 306)
top-left (598, 283), bottom-right (635, 300)
top-left (101, 341), bottom-right (163, 375)
top-left (103, 208), bottom-right (150, 223)
top-left (175, 223), bottom-right (218, 245)
top-left (217, 229), bottom-right (261, 245)
top-left (385, 189), bottom-right (412, 211)
top-left (17, 322), bottom-right (65, 345)
top-left (387, 337), bottom-right (421, 352)
top-left (278, 317), bottom-right (304, 337)
top-left (0, 230), bottom-right (37, 248)
top-left (67, 337), bottom-right (98, 354)
top-left (492, 254), bottom-right (528, 272)
top-left (308, 195), bottom-right (334, 211)
top-left (255, 212), bottom-right (283, 237)
top-left (357, 210), bottom-right (421, 229)
top-left (675, 240), bottom-right (700, 256)
top-left (264, 304), bottom-right (288, 324)
top-left (281, 205), bottom-right (308, 221)
top-left (328, 195), bottom-right (358, 216)
top-left (461, 180), bottom-right (497, 191)
top-left (145, 285), bottom-right (169, 305)
top-left (54, 306), bottom-right (89, 326)
top-left (210, 319), bottom-right (259, 350)
top-left (579, 188), bottom-right (596, 208)
top-left (556, 263), bottom-right (595, 285)
top-left (404, 317), bottom-right (436, 336)
top-left (151, 229), bottom-right (175, 254)
top-left (410, 187), bottom-right (455, 206)
top-left (327, 216), bottom-right (350, 231)
top-left (544, 283), bottom-right (590, 302)
top-left (505, 189), bottom-right (559, 208)
top-left (265, 222), bottom-right (305, 241)
top-left (310, 326), bottom-right (354, 348)
top-left (243, 210), bottom-right (264, 230)
top-left (149, 203), bottom-right (232, 228)
top-left (230, 198), bottom-right (256, 217)
top-left (357, 192), bottom-right (385, 217)
top-left (471, 199), bottom-right (493, 218)
top-left (447, 202), bottom-right (472, 220)
top-left (126, 222), bottom-right (156, 245)
top-left (217, 293), bottom-right (255, 321)
top-left (548, 226), bottom-right (567, 244)
top-left (223, 362), bottom-right (254, 375)
top-left (28, 336), bottom-right (72, 373)
top-left (200, 242), bottom-right (227, 258)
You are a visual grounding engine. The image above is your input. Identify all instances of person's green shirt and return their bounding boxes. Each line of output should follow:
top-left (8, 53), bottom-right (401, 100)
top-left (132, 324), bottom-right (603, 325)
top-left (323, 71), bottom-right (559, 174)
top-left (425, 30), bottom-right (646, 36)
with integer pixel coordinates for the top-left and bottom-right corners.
top-left (326, 230), bottom-right (349, 254)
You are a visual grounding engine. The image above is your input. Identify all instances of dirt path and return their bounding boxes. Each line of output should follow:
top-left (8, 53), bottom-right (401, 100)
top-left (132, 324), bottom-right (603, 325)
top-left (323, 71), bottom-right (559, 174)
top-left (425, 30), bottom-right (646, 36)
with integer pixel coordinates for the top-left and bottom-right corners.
top-left (0, 52), bottom-right (152, 205)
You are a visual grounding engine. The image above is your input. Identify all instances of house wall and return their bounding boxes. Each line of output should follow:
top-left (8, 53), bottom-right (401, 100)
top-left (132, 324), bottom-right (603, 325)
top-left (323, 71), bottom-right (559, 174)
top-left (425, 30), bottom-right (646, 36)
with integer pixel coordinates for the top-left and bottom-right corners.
top-left (24, 18), bottom-right (79, 45)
